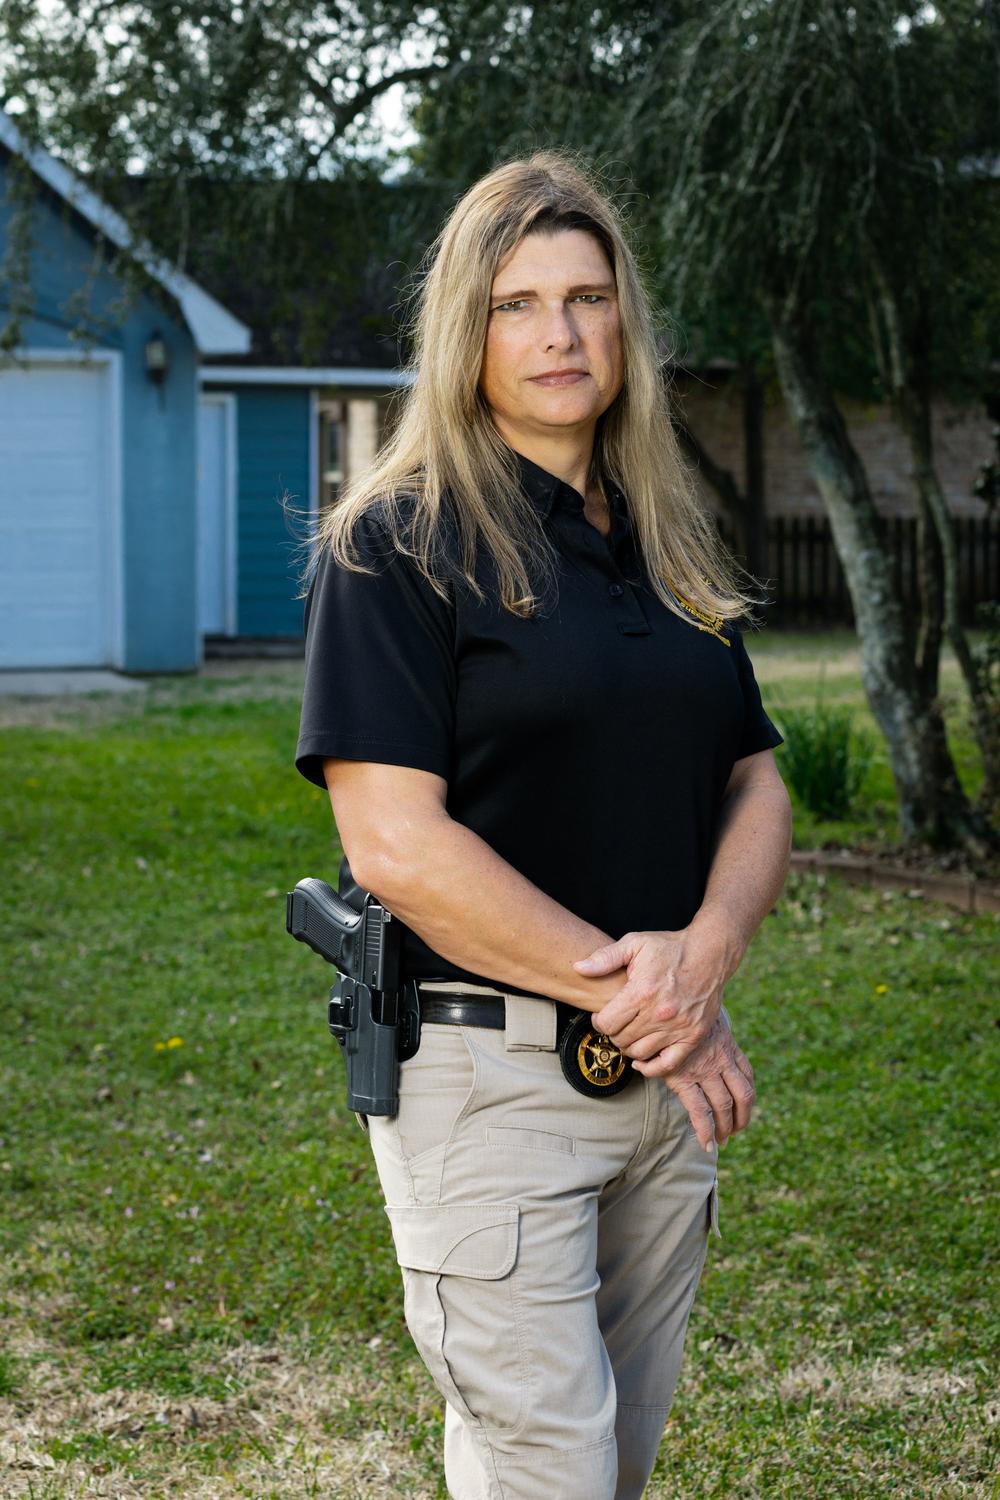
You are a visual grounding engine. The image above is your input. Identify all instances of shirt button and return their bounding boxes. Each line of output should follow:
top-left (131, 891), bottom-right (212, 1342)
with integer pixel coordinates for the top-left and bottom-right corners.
top-left (608, 583), bottom-right (625, 597)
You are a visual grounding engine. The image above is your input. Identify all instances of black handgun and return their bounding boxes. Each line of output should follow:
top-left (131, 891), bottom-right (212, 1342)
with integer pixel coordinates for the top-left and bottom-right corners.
top-left (285, 877), bottom-right (420, 1116)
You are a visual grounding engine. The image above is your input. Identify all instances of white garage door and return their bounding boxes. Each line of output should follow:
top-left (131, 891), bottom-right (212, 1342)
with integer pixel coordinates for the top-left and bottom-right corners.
top-left (0, 359), bottom-right (114, 668)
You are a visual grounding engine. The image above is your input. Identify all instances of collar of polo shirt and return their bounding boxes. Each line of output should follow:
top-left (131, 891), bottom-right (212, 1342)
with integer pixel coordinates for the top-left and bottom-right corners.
top-left (510, 447), bottom-right (627, 523)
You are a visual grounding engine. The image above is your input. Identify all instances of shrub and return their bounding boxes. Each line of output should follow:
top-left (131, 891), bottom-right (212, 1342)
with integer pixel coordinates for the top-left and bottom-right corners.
top-left (971, 599), bottom-right (1000, 821)
top-left (771, 694), bottom-right (877, 819)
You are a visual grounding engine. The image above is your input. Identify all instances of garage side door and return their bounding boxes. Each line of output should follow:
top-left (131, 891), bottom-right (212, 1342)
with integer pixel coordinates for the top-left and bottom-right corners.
top-left (0, 360), bottom-right (112, 668)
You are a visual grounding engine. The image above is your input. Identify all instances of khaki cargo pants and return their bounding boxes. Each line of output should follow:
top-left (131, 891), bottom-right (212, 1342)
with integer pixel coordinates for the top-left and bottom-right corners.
top-left (365, 984), bottom-right (722, 1500)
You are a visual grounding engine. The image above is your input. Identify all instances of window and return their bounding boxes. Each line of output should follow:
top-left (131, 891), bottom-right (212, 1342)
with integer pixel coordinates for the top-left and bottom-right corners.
top-left (318, 400), bottom-right (346, 513)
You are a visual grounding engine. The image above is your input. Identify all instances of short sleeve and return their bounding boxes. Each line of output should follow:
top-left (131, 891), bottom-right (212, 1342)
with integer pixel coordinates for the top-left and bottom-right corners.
top-left (729, 627), bottom-right (784, 761)
top-left (295, 511), bottom-right (457, 790)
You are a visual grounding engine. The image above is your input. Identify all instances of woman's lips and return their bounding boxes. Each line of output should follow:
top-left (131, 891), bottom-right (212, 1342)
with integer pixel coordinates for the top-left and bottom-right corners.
top-left (530, 371), bottom-right (588, 387)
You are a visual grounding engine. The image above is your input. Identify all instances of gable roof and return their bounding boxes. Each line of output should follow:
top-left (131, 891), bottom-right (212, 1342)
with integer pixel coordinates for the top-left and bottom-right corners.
top-left (0, 109), bottom-right (251, 356)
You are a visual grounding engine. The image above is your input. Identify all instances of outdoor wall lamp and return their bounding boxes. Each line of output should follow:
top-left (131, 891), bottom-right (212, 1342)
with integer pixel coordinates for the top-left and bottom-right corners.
top-left (144, 331), bottom-right (169, 384)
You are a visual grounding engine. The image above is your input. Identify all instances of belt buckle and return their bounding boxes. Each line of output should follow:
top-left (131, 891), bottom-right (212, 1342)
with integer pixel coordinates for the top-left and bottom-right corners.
top-left (558, 1011), bottom-right (635, 1098)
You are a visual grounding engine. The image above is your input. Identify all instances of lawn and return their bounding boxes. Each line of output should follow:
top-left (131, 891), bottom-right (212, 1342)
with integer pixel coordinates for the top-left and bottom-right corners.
top-left (1, 636), bottom-right (997, 1498)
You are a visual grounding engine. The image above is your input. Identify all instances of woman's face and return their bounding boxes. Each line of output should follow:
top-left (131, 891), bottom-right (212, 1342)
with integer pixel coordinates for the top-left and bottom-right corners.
top-left (479, 228), bottom-right (624, 448)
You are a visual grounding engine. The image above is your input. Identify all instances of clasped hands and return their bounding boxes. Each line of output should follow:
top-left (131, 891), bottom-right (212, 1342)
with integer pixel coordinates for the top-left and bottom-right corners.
top-left (572, 921), bottom-right (755, 1152)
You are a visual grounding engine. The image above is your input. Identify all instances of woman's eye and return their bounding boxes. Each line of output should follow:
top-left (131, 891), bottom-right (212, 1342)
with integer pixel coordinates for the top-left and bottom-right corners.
top-left (493, 294), bottom-right (605, 312)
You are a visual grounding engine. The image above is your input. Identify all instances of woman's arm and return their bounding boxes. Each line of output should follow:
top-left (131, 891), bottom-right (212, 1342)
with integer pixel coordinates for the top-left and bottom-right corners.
top-left (322, 756), bottom-right (625, 1010)
top-left (687, 749), bottom-right (794, 979)
top-left (576, 747), bottom-right (792, 1064)
top-left (568, 749), bottom-right (791, 1149)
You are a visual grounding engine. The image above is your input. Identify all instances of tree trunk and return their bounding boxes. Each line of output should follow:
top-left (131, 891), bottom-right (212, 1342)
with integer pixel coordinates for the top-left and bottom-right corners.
top-left (874, 275), bottom-right (1000, 817)
top-left (912, 484), bottom-right (944, 699)
top-left (764, 296), bottom-right (997, 860)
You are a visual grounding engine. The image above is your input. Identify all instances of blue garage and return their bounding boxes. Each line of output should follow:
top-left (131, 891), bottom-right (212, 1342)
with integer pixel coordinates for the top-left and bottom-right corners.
top-left (0, 108), bottom-right (250, 672)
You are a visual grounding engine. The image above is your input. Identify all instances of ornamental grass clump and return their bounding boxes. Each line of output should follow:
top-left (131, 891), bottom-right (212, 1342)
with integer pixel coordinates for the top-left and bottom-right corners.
top-left (772, 698), bottom-right (877, 820)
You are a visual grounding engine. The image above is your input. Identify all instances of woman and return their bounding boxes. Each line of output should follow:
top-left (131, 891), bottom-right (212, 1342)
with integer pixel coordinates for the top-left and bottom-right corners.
top-left (295, 150), bottom-right (791, 1500)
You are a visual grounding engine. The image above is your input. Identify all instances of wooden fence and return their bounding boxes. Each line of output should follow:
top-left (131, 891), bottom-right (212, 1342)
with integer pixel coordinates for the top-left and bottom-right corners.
top-left (716, 514), bottom-right (1000, 628)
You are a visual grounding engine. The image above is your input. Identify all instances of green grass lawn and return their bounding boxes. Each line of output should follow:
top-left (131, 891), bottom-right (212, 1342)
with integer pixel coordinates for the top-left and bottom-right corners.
top-left (1, 637), bottom-right (997, 1498)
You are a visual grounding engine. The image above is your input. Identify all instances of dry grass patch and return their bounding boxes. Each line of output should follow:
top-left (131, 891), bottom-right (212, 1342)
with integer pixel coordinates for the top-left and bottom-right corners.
top-left (777, 1353), bottom-right (994, 1407)
top-left (0, 1328), bottom-right (442, 1499)
top-left (5, 1322), bottom-right (995, 1499)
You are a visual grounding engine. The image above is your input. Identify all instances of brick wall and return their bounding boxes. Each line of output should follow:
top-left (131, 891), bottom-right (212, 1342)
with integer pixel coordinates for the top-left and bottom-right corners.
top-left (675, 372), bottom-right (994, 520)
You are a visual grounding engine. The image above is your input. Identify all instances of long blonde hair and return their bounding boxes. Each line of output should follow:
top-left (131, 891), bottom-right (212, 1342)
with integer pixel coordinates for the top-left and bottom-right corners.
top-left (307, 147), bottom-right (764, 627)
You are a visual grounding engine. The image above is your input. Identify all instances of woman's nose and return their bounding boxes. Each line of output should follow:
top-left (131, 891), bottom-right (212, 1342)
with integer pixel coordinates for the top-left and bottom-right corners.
top-left (540, 303), bottom-right (579, 349)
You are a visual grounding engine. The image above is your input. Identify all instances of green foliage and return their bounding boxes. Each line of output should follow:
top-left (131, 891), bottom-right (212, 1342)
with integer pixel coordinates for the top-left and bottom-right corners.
top-left (406, 1), bottom-right (1000, 404)
top-left (0, 0), bottom-right (449, 356)
top-left (4, 2), bottom-right (997, 399)
top-left (770, 686), bottom-right (878, 821)
top-left (970, 599), bottom-right (1000, 820)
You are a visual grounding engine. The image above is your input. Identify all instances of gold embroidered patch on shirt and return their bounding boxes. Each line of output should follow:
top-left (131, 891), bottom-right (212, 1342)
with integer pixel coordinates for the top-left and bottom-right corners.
top-left (671, 589), bottom-right (731, 646)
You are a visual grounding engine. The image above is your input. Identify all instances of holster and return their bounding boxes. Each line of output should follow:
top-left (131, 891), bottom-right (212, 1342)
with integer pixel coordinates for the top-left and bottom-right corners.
top-left (328, 974), bottom-right (421, 1117)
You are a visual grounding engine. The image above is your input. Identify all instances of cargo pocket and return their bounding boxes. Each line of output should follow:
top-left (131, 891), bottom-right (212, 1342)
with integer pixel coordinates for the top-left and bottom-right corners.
top-left (386, 1202), bottom-right (527, 1437)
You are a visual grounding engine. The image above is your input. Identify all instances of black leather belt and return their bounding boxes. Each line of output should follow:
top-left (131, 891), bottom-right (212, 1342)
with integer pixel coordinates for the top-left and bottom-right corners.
top-left (414, 989), bottom-right (635, 1099)
top-left (418, 993), bottom-right (577, 1033)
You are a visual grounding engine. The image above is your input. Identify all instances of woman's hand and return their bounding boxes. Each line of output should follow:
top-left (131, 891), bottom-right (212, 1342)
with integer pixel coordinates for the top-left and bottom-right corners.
top-left (637, 1005), bottom-right (755, 1150)
top-left (572, 919), bottom-right (741, 1073)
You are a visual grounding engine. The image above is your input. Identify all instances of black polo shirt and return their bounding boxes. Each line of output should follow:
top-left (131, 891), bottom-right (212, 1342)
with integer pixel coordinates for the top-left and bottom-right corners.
top-left (295, 448), bottom-right (784, 996)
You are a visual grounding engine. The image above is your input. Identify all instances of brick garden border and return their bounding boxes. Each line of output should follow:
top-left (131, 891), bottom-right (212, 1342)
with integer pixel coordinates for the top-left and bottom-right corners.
top-left (789, 849), bottom-right (1000, 915)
